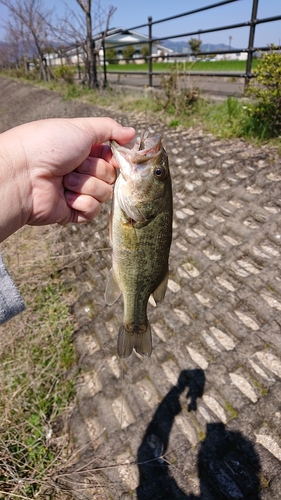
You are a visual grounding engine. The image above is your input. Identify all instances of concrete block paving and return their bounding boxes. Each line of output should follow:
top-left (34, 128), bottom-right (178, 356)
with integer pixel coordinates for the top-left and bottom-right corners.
top-left (60, 118), bottom-right (281, 499)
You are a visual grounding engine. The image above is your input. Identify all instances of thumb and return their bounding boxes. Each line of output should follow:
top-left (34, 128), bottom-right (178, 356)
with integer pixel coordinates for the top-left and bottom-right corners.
top-left (73, 117), bottom-right (135, 146)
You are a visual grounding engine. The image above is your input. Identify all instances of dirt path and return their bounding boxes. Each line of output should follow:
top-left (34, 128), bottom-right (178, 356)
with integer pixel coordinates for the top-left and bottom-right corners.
top-left (0, 76), bottom-right (129, 133)
top-left (1, 76), bottom-right (281, 499)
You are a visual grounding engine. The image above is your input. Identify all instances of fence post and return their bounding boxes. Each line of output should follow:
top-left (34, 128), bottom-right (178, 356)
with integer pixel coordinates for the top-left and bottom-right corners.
top-left (245, 0), bottom-right (259, 89)
top-left (102, 37), bottom-right (107, 88)
top-left (148, 16), bottom-right (153, 87)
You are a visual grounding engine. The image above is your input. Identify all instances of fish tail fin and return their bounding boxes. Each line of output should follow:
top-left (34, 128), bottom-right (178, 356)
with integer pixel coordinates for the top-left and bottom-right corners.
top-left (117, 326), bottom-right (134, 358)
top-left (133, 322), bottom-right (152, 357)
top-left (117, 323), bottom-right (152, 358)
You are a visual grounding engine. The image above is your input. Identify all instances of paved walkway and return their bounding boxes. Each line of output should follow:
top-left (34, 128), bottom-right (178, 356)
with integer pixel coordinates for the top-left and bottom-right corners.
top-left (58, 114), bottom-right (281, 498)
top-left (1, 77), bottom-right (280, 499)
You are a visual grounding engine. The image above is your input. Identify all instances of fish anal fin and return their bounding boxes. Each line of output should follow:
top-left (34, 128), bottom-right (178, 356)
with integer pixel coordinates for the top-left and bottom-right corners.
top-left (117, 323), bottom-right (152, 358)
top-left (152, 273), bottom-right (169, 304)
top-left (105, 269), bottom-right (121, 305)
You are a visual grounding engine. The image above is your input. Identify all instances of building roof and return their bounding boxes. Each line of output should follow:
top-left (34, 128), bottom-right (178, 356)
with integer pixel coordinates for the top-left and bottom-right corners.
top-left (92, 27), bottom-right (150, 46)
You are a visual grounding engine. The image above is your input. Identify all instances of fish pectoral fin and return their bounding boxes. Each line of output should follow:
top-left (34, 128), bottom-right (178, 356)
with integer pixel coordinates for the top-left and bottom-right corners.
top-left (117, 324), bottom-right (152, 358)
top-left (152, 272), bottom-right (169, 304)
top-left (105, 269), bottom-right (122, 305)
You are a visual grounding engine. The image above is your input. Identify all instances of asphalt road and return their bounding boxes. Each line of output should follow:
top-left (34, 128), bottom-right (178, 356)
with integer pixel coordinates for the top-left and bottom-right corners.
top-left (105, 72), bottom-right (246, 99)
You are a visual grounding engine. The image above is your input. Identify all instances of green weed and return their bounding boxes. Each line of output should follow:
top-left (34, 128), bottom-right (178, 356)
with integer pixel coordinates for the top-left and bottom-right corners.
top-left (169, 119), bottom-right (180, 127)
top-left (196, 97), bottom-right (244, 138)
top-left (0, 227), bottom-right (76, 498)
top-left (224, 401), bottom-right (238, 419)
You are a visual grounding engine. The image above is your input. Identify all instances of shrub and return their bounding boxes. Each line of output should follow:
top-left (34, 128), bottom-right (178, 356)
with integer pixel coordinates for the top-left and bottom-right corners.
top-left (244, 46), bottom-right (281, 139)
top-left (140, 45), bottom-right (149, 59)
top-left (106, 47), bottom-right (117, 62)
top-left (52, 65), bottom-right (76, 84)
top-left (122, 44), bottom-right (136, 60)
top-left (156, 66), bottom-right (200, 117)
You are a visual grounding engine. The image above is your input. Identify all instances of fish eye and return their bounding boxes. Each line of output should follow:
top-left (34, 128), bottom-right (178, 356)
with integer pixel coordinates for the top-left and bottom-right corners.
top-left (154, 166), bottom-right (166, 180)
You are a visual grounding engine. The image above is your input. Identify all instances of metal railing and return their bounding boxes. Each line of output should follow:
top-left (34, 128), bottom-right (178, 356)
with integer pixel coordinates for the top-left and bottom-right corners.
top-left (101, 0), bottom-right (281, 90)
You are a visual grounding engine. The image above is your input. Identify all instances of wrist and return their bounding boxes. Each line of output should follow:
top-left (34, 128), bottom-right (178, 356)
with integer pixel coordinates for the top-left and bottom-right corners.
top-left (0, 130), bottom-right (32, 242)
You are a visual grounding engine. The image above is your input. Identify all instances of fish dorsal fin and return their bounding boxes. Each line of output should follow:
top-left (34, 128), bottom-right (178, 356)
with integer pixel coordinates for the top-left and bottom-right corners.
top-left (152, 272), bottom-right (169, 304)
top-left (139, 131), bottom-right (149, 151)
top-left (105, 269), bottom-right (122, 305)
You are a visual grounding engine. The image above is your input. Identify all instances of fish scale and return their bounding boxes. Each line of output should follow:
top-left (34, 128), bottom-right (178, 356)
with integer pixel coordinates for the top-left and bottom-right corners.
top-left (105, 134), bottom-right (173, 358)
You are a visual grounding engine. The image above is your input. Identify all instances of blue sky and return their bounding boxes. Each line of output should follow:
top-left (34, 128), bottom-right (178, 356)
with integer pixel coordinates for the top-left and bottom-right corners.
top-left (0, 0), bottom-right (280, 48)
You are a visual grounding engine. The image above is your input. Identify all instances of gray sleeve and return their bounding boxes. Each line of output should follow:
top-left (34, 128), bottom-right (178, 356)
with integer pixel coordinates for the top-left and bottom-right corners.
top-left (0, 253), bottom-right (26, 324)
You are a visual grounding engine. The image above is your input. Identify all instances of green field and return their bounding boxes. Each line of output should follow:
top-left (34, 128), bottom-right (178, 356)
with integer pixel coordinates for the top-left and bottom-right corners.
top-left (107, 59), bottom-right (259, 73)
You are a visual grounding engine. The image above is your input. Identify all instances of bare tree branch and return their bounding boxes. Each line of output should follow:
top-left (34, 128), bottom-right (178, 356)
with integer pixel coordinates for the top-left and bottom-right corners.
top-left (73, 0), bottom-right (116, 88)
top-left (1, 0), bottom-right (118, 87)
top-left (0, 0), bottom-right (54, 80)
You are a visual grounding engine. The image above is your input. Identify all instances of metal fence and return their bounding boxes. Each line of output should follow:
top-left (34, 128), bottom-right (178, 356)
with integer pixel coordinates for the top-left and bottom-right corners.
top-left (101, 0), bottom-right (281, 90)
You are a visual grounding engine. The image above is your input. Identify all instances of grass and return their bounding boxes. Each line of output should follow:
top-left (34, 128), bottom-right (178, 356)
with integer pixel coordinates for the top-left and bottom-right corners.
top-left (195, 96), bottom-right (246, 138)
top-left (0, 226), bottom-right (77, 499)
top-left (107, 59), bottom-right (259, 73)
top-left (2, 65), bottom-right (280, 150)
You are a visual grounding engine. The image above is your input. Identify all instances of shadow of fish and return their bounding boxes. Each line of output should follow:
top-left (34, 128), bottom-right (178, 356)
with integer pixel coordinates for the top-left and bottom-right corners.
top-left (105, 133), bottom-right (173, 358)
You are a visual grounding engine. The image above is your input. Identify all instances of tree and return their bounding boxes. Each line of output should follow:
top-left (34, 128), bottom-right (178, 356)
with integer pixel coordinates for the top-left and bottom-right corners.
top-left (54, 0), bottom-right (116, 88)
top-left (4, 21), bottom-right (25, 69)
top-left (0, 0), bottom-right (54, 81)
top-left (188, 37), bottom-right (202, 55)
top-left (140, 44), bottom-right (149, 59)
top-left (75, 0), bottom-right (116, 88)
top-left (76, 0), bottom-right (98, 88)
top-left (106, 47), bottom-right (117, 62)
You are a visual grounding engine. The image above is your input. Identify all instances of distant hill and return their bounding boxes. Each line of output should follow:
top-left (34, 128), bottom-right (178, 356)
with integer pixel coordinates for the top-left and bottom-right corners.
top-left (161, 40), bottom-right (240, 53)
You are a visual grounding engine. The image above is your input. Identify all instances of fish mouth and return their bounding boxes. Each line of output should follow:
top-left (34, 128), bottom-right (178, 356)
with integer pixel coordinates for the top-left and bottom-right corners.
top-left (111, 133), bottom-right (162, 171)
top-left (111, 132), bottom-right (167, 223)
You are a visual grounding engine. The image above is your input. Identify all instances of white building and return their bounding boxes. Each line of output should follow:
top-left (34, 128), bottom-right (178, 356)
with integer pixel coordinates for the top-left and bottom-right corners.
top-left (96, 27), bottom-right (174, 62)
top-left (213, 52), bottom-right (248, 61)
top-left (46, 27), bottom-right (174, 66)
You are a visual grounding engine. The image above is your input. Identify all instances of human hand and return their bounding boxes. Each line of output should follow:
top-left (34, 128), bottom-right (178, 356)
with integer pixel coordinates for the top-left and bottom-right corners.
top-left (0, 117), bottom-right (135, 242)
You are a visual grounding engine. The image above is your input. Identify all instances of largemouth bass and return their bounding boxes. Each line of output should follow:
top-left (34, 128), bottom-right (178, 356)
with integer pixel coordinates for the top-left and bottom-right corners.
top-left (105, 133), bottom-right (173, 358)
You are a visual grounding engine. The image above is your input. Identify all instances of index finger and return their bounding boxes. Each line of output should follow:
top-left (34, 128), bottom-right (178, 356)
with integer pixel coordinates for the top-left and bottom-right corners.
top-left (89, 144), bottom-right (121, 169)
top-left (90, 144), bottom-right (112, 161)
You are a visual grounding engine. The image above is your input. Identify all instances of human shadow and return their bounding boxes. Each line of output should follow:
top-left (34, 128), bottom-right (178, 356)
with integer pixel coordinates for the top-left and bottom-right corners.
top-left (136, 369), bottom-right (205, 499)
top-left (137, 369), bottom-right (261, 499)
top-left (197, 422), bottom-right (261, 499)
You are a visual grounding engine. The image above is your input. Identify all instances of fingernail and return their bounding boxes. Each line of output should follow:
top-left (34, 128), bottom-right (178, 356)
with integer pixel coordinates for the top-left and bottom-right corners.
top-left (67, 173), bottom-right (79, 186)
